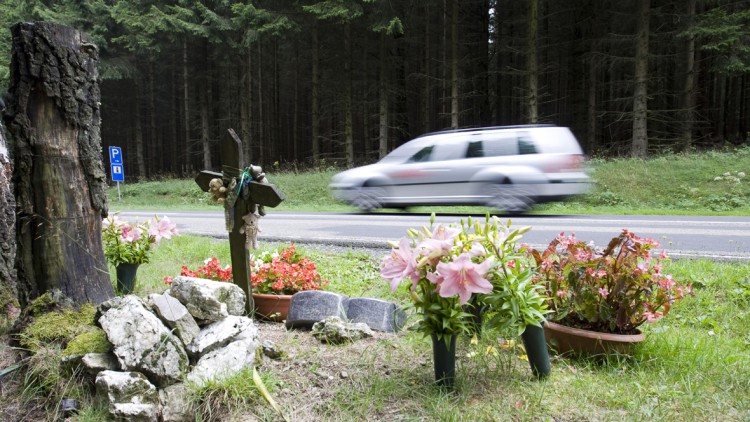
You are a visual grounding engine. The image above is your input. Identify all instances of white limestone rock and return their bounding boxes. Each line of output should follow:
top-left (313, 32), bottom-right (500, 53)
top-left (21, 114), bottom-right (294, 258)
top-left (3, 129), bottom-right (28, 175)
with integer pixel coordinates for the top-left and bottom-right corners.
top-left (98, 295), bottom-right (188, 387)
top-left (169, 276), bottom-right (246, 322)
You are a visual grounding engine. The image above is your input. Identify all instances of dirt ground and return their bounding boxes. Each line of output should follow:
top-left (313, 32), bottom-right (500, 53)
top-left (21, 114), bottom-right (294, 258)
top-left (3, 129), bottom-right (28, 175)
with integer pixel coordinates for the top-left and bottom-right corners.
top-left (251, 320), bottom-right (413, 421)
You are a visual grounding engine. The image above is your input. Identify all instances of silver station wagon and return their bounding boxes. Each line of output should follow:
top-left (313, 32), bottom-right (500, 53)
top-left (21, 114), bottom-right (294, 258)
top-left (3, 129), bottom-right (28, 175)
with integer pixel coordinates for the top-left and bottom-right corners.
top-left (329, 125), bottom-right (591, 212)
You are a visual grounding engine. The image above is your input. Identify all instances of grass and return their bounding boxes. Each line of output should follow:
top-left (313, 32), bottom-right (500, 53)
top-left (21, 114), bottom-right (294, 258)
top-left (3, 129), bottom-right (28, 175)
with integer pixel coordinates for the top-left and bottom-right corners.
top-left (104, 235), bottom-right (750, 421)
top-left (108, 148), bottom-right (750, 216)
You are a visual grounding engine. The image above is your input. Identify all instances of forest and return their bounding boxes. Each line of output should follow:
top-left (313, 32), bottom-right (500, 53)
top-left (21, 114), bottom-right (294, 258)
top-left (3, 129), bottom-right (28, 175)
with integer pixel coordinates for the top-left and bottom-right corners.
top-left (1, 0), bottom-right (749, 179)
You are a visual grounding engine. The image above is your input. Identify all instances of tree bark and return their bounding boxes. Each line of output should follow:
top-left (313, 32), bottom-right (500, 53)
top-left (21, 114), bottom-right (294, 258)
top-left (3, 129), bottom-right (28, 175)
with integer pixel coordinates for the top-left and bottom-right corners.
top-left (378, 31), bottom-right (389, 160)
top-left (423, 3), bottom-right (432, 134)
top-left (344, 22), bottom-right (354, 167)
top-left (134, 76), bottom-right (146, 179)
top-left (450, 0), bottom-right (459, 129)
top-left (680, 0), bottom-right (696, 150)
top-left (0, 119), bottom-right (19, 322)
top-left (527, 0), bottom-right (539, 124)
top-left (183, 39), bottom-right (192, 175)
top-left (311, 20), bottom-right (320, 163)
top-left (5, 22), bottom-right (113, 307)
top-left (631, 0), bottom-right (650, 158)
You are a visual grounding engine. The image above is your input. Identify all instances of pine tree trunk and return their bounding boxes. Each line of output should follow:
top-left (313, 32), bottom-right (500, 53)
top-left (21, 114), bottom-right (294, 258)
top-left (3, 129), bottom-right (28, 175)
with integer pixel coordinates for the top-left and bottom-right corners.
top-left (680, 0), bottom-right (696, 150)
top-left (344, 22), bottom-right (354, 167)
top-left (241, 47), bottom-right (253, 162)
top-left (200, 43), bottom-right (212, 170)
top-left (257, 40), bottom-right (265, 164)
top-left (183, 39), bottom-right (192, 175)
top-left (631, 0), bottom-right (650, 158)
top-left (378, 32), bottom-right (389, 160)
top-left (5, 22), bottom-right (113, 307)
top-left (148, 60), bottom-right (159, 175)
top-left (527, 0), bottom-right (539, 124)
top-left (423, 4), bottom-right (432, 134)
top-left (450, 0), bottom-right (459, 129)
top-left (311, 20), bottom-right (320, 162)
top-left (134, 77), bottom-right (146, 179)
top-left (0, 120), bottom-right (19, 322)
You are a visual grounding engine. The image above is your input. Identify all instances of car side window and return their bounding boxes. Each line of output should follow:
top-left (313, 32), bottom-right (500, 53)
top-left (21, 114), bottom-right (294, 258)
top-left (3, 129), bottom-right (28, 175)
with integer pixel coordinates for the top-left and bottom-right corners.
top-left (518, 133), bottom-right (537, 155)
top-left (408, 145), bottom-right (434, 163)
top-left (480, 135), bottom-right (519, 157)
top-left (466, 141), bottom-right (483, 158)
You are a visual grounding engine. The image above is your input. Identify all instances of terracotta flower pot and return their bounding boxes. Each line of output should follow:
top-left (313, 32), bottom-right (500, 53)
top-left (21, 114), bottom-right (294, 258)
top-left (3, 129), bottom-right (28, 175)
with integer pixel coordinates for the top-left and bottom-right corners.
top-left (252, 293), bottom-right (292, 322)
top-left (544, 321), bottom-right (645, 356)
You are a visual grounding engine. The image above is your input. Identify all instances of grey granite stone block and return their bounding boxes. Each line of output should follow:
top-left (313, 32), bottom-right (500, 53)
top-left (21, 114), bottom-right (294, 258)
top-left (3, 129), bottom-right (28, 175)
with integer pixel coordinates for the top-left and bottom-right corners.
top-left (345, 297), bottom-right (405, 332)
top-left (285, 291), bottom-right (349, 329)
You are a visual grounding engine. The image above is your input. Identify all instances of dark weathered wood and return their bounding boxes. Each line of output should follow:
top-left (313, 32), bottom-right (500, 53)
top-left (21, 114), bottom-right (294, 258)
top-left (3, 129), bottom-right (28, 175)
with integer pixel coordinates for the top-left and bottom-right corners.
top-left (221, 131), bottom-right (255, 314)
top-left (5, 22), bottom-right (113, 307)
top-left (196, 129), bottom-right (285, 315)
top-left (195, 170), bottom-right (223, 192)
top-left (0, 120), bottom-right (19, 322)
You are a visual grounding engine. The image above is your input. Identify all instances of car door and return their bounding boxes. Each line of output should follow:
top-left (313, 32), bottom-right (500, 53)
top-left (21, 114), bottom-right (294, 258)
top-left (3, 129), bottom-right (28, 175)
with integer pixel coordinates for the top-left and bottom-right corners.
top-left (385, 137), bottom-right (471, 204)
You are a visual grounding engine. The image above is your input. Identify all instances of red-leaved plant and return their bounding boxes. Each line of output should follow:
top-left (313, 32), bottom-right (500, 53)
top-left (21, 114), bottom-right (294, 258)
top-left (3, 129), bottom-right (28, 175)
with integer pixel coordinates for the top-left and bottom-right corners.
top-left (165, 257), bottom-right (233, 284)
top-left (164, 244), bottom-right (327, 296)
top-left (530, 229), bottom-right (693, 334)
top-left (250, 244), bottom-right (327, 295)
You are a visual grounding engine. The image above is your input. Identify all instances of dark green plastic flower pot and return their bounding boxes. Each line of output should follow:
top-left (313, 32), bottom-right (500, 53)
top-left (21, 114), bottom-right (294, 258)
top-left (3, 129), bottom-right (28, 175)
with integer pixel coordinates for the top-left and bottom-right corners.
top-left (431, 333), bottom-right (457, 388)
top-left (521, 323), bottom-right (551, 379)
top-left (115, 263), bottom-right (140, 294)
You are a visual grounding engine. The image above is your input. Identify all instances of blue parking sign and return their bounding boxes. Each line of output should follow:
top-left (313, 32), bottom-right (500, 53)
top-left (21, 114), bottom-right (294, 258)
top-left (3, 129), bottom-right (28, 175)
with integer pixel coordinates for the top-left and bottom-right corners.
top-left (111, 164), bottom-right (124, 182)
top-left (109, 146), bottom-right (123, 165)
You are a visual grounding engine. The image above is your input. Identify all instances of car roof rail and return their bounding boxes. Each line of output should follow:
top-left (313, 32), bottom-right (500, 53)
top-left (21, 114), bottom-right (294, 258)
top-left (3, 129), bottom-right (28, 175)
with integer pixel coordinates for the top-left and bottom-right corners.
top-left (416, 124), bottom-right (557, 138)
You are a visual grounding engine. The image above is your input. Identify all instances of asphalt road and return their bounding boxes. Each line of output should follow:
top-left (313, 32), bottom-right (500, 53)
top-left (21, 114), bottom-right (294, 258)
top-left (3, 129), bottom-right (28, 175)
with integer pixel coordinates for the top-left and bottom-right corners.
top-left (117, 210), bottom-right (750, 261)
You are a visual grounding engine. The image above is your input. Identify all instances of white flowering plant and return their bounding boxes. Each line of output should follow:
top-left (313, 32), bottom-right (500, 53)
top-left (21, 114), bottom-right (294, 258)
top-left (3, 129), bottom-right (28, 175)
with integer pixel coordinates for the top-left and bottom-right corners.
top-left (381, 214), bottom-right (548, 339)
top-left (101, 214), bottom-right (179, 266)
top-left (712, 171), bottom-right (746, 184)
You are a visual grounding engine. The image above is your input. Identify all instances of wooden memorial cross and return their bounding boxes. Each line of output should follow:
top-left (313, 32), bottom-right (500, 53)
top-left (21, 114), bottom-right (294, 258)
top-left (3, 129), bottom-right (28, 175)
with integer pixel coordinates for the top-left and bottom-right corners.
top-left (195, 129), bottom-right (285, 314)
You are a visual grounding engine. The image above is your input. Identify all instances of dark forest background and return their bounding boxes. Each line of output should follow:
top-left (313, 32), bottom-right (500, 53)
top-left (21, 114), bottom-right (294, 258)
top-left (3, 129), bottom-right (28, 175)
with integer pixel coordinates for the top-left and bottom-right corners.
top-left (1, 0), bottom-right (749, 179)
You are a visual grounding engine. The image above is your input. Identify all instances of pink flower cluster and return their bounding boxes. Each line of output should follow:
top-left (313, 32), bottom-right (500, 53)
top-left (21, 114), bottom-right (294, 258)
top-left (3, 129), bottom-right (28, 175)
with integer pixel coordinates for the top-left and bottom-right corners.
top-left (382, 215), bottom-right (546, 338)
top-left (531, 229), bottom-right (693, 333)
top-left (102, 214), bottom-right (179, 266)
top-left (381, 224), bottom-right (493, 306)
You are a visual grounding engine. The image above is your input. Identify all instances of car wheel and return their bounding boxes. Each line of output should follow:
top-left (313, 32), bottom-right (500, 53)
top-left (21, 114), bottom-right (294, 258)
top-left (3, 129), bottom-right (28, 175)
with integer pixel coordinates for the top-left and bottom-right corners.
top-left (486, 183), bottom-right (536, 213)
top-left (350, 186), bottom-right (386, 211)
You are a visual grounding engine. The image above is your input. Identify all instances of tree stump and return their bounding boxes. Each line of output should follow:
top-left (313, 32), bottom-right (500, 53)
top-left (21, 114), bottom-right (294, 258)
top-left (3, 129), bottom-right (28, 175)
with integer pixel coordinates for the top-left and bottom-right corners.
top-left (0, 118), bottom-right (19, 322)
top-left (4, 22), bottom-right (113, 306)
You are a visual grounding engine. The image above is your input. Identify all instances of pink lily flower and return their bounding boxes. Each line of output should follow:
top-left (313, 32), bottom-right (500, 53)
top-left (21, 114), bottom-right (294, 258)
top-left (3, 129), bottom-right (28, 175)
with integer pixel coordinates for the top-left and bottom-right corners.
top-left (120, 225), bottom-right (142, 243)
top-left (381, 237), bottom-right (420, 292)
top-left (149, 216), bottom-right (179, 243)
top-left (435, 253), bottom-right (493, 305)
top-left (417, 224), bottom-right (461, 259)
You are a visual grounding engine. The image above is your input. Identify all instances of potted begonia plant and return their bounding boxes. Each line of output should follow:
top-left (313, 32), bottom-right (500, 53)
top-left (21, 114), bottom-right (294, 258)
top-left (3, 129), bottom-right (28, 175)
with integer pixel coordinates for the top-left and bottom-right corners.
top-left (382, 214), bottom-right (549, 387)
top-left (530, 229), bottom-right (693, 355)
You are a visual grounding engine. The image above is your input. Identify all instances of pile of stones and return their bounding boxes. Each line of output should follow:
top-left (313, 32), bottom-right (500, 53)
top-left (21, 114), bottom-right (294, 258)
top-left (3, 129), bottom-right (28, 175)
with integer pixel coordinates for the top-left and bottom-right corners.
top-left (87, 276), bottom-right (254, 421)
top-left (76, 278), bottom-right (405, 421)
